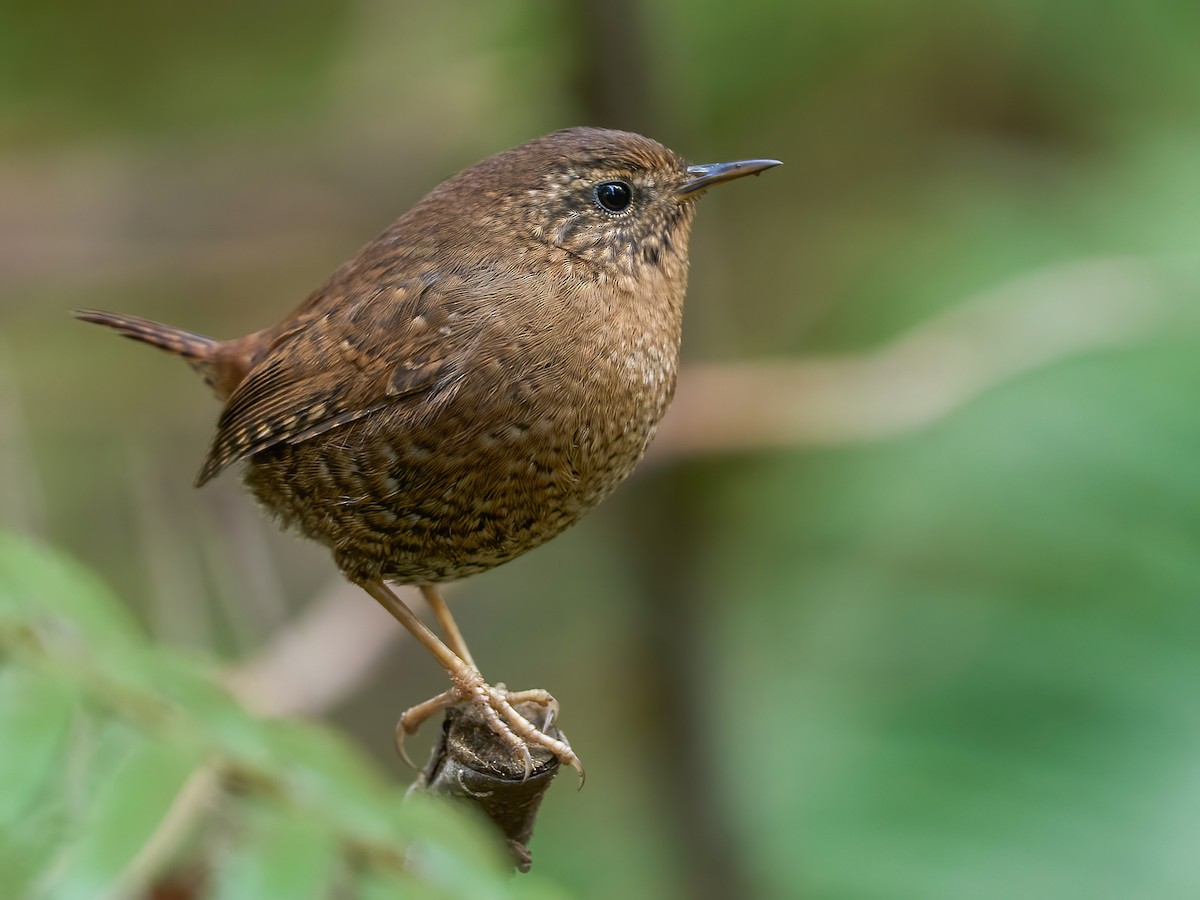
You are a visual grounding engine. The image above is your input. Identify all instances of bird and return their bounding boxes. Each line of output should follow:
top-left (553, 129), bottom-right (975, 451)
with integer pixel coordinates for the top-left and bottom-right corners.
top-left (76, 127), bottom-right (781, 779)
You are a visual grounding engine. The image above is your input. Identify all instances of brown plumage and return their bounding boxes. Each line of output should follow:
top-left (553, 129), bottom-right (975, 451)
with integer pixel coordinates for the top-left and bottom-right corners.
top-left (77, 127), bottom-right (780, 776)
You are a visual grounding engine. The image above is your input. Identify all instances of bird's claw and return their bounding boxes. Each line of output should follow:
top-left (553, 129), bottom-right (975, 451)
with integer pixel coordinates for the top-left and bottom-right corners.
top-left (395, 672), bottom-right (583, 784)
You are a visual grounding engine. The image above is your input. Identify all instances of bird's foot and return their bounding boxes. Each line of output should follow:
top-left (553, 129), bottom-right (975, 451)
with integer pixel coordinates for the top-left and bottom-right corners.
top-left (395, 668), bottom-right (584, 783)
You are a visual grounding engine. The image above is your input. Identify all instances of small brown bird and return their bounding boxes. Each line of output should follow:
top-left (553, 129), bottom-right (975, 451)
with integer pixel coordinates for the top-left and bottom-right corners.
top-left (77, 127), bottom-right (779, 777)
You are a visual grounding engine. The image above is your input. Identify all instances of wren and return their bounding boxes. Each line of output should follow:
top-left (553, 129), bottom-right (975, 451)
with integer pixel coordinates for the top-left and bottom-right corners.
top-left (77, 128), bottom-right (780, 777)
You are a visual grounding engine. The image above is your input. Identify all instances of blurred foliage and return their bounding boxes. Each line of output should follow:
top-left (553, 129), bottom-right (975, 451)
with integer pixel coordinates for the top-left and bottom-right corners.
top-left (706, 340), bottom-right (1200, 899)
top-left (0, 533), bottom-right (563, 898)
top-left (0, 0), bottom-right (351, 138)
top-left (3, 0), bottom-right (1200, 898)
top-left (0, 533), bottom-right (570, 898)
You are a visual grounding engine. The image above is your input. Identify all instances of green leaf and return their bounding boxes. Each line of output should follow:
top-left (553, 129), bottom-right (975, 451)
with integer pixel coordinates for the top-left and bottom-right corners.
top-left (394, 793), bottom-right (514, 899)
top-left (0, 668), bottom-right (79, 896)
top-left (0, 533), bottom-right (139, 653)
top-left (0, 666), bottom-right (77, 824)
top-left (212, 801), bottom-right (340, 900)
top-left (0, 534), bottom-right (551, 897)
top-left (258, 719), bottom-right (406, 844)
top-left (38, 732), bottom-right (207, 900)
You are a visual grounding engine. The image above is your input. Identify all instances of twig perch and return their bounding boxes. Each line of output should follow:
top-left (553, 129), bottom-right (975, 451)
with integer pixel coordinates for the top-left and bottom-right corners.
top-left (407, 701), bottom-right (565, 872)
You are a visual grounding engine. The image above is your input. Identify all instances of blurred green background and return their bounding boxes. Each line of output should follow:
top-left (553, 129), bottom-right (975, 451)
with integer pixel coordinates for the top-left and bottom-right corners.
top-left (3, 1), bottom-right (1200, 898)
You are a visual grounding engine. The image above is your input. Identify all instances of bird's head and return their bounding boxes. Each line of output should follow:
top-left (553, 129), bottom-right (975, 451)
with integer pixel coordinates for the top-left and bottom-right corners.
top-left (418, 127), bottom-right (780, 292)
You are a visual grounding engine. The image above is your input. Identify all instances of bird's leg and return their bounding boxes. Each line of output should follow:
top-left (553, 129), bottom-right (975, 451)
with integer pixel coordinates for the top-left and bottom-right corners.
top-left (360, 578), bottom-right (583, 781)
top-left (419, 584), bottom-right (476, 669)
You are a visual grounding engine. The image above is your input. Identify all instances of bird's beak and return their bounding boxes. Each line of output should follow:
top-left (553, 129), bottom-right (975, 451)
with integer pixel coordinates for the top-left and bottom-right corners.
top-left (676, 158), bottom-right (783, 197)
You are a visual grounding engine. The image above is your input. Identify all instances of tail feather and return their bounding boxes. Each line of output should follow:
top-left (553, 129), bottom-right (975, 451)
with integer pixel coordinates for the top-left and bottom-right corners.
top-left (74, 308), bottom-right (254, 404)
top-left (74, 309), bottom-right (218, 360)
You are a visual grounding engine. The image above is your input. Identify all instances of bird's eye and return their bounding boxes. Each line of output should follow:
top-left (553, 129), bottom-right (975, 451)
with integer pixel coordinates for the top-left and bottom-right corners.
top-left (594, 180), bottom-right (633, 213)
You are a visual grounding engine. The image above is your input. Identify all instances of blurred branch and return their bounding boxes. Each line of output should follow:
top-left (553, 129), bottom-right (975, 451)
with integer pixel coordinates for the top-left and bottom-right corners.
top-left (649, 257), bottom-right (1165, 462)
top-left (116, 764), bottom-right (218, 899)
top-left (221, 256), bottom-right (1166, 719)
top-left (565, 0), bottom-right (658, 135)
top-left (222, 578), bottom-right (416, 717)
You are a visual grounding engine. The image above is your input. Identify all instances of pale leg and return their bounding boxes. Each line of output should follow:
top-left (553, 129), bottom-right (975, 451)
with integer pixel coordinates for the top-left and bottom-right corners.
top-left (360, 578), bottom-right (582, 780)
top-left (419, 584), bottom-right (476, 669)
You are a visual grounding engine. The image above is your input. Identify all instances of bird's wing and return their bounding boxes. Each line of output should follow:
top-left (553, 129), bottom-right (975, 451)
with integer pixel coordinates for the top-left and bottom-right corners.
top-left (195, 271), bottom-right (473, 486)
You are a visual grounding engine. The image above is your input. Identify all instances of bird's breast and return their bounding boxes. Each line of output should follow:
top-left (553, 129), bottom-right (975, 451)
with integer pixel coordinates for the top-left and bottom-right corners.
top-left (243, 275), bottom-right (683, 583)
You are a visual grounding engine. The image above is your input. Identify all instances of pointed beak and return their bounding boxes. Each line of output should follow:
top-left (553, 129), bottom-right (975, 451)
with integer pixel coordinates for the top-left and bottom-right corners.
top-left (676, 158), bottom-right (782, 197)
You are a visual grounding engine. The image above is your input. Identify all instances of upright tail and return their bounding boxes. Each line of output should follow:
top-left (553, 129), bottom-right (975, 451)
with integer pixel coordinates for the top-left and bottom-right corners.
top-left (74, 309), bottom-right (252, 401)
top-left (74, 309), bottom-right (219, 361)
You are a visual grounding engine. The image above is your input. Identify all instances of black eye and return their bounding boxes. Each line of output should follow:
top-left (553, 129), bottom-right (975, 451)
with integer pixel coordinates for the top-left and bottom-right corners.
top-left (595, 180), bottom-right (633, 213)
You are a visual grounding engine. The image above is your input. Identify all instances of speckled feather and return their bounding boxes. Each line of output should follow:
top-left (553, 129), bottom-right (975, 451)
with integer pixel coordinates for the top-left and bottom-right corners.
top-left (84, 128), bottom-right (702, 584)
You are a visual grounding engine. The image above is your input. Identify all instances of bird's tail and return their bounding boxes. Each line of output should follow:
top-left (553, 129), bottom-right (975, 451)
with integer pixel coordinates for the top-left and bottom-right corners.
top-left (74, 309), bottom-right (219, 361)
top-left (73, 308), bottom-right (251, 401)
